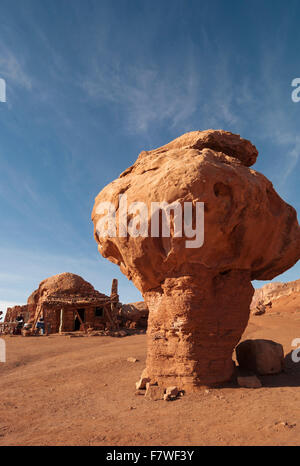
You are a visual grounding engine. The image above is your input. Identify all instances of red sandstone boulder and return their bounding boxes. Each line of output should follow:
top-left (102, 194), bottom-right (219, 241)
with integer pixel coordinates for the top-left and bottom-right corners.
top-left (136, 368), bottom-right (151, 390)
top-left (236, 339), bottom-right (284, 375)
top-left (164, 386), bottom-right (179, 401)
top-left (145, 383), bottom-right (164, 401)
top-left (92, 130), bottom-right (300, 390)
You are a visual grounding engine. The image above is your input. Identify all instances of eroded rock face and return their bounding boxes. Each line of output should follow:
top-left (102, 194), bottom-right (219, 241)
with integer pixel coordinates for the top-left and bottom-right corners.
top-left (251, 278), bottom-right (300, 309)
top-left (92, 130), bottom-right (300, 390)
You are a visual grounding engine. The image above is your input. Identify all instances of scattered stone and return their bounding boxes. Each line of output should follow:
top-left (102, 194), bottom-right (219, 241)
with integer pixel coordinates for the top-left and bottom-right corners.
top-left (164, 386), bottom-right (179, 401)
top-left (253, 304), bottom-right (266, 316)
top-left (127, 357), bottom-right (138, 363)
top-left (251, 279), bottom-right (300, 310)
top-left (166, 386), bottom-right (178, 397)
top-left (145, 384), bottom-right (164, 401)
top-left (236, 339), bottom-right (284, 375)
top-left (135, 368), bottom-right (151, 390)
top-left (237, 375), bottom-right (262, 388)
top-left (88, 332), bottom-right (102, 337)
top-left (274, 421), bottom-right (296, 430)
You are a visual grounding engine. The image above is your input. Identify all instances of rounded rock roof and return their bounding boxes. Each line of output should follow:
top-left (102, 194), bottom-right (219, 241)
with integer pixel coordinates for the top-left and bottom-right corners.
top-left (27, 273), bottom-right (107, 304)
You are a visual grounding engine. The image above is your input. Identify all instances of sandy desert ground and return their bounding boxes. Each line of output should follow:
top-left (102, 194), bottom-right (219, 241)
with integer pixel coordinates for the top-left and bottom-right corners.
top-left (0, 294), bottom-right (300, 447)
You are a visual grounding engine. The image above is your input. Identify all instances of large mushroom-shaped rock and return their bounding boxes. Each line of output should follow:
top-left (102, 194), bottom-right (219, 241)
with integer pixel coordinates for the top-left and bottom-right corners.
top-left (91, 130), bottom-right (300, 390)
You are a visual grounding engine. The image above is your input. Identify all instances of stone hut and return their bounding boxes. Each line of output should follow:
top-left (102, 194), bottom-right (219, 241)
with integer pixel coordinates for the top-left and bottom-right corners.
top-left (2, 273), bottom-right (149, 335)
top-left (25, 273), bottom-right (119, 334)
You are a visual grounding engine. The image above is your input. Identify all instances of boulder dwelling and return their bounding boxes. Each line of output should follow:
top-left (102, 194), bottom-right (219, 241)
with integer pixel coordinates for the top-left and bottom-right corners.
top-left (3, 273), bottom-right (121, 334)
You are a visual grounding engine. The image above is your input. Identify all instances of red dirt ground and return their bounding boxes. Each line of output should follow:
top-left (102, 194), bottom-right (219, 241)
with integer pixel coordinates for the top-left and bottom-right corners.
top-left (1, 295), bottom-right (300, 446)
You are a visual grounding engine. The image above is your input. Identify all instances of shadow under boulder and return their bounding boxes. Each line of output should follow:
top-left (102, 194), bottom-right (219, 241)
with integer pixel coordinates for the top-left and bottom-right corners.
top-left (234, 339), bottom-right (300, 388)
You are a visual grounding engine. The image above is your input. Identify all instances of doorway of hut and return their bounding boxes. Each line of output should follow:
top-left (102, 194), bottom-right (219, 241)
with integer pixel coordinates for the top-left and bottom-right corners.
top-left (74, 309), bottom-right (85, 331)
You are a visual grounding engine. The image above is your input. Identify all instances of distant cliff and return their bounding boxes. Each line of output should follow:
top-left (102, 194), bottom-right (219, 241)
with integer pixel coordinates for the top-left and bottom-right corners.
top-left (251, 278), bottom-right (300, 309)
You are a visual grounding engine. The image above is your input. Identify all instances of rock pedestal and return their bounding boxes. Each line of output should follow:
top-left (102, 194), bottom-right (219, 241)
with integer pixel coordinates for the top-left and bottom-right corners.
top-left (144, 270), bottom-right (253, 389)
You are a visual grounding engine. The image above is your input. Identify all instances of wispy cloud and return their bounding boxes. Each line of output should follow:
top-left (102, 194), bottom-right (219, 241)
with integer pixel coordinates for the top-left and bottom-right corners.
top-left (82, 60), bottom-right (199, 134)
top-left (0, 43), bottom-right (32, 91)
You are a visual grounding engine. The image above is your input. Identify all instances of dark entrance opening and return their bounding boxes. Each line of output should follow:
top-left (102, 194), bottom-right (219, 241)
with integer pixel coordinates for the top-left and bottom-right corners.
top-left (95, 306), bottom-right (104, 317)
top-left (74, 308), bottom-right (85, 331)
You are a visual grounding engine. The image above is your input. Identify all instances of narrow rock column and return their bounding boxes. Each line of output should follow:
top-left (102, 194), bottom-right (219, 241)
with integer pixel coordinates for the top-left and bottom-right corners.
top-left (144, 270), bottom-right (254, 390)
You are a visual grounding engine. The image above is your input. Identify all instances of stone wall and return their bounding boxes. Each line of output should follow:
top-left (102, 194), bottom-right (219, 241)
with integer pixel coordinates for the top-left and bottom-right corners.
top-left (41, 305), bottom-right (108, 333)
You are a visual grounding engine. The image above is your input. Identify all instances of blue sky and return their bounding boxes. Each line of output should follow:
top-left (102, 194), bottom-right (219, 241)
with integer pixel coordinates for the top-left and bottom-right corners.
top-left (0, 0), bottom-right (299, 313)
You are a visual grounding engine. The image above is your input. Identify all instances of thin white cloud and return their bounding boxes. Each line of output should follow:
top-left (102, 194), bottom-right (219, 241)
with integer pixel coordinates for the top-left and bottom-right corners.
top-left (0, 44), bottom-right (32, 91)
top-left (82, 60), bottom-right (199, 134)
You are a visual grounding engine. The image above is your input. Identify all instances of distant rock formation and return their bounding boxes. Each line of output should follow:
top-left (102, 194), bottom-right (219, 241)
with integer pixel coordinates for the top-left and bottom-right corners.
top-left (251, 278), bottom-right (300, 309)
top-left (120, 301), bottom-right (148, 329)
top-left (92, 130), bottom-right (300, 390)
top-left (5, 305), bottom-right (29, 323)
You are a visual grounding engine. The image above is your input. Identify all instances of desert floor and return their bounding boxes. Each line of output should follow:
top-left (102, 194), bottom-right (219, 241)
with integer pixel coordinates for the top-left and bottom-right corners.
top-left (1, 298), bottom-right (300, 446)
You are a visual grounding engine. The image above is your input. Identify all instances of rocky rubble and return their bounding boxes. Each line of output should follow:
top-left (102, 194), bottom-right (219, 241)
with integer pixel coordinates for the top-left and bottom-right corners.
top-left (251, 279), bottom-right (300, 309)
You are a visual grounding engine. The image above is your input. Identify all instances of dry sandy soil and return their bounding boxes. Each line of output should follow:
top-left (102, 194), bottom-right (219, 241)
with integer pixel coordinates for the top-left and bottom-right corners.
top-left (1, 295), bottom-right (300, 446)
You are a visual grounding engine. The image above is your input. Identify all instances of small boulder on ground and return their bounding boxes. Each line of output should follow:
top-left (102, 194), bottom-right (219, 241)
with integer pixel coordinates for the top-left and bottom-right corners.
top-left (163, 386), bottom-right (179, 401)
top-left (236, 339), bottom-right (284, 375)
top-left (127, 357), bottom-right (138, 363)
top-left (135, 368), bottom-right (151, 390)
top-left (145, 383), bottom-right (164, 401)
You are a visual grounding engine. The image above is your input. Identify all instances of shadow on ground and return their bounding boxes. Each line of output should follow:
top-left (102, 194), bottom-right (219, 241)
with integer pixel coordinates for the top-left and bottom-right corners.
top-left (258, 351), bottom-right (300, 388)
